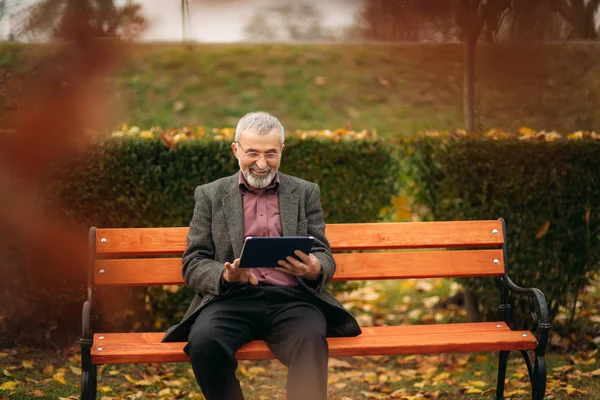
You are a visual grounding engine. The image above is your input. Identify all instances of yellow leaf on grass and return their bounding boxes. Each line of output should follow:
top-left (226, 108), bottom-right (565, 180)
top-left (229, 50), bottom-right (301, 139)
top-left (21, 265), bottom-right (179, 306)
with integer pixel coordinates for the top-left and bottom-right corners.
top-left (469, 380), bottom-right (487, 387)
top-left (3, 369), bottom-right (12, 377)
top-left (434, 372), bottom-right (450, 381)
top-left (164, 379), bottom-right (184, 387)
top-left (0, 381), bottom-right (18, 390)
top-left (22, 360), bottom-right (34, 368)
top-left (473, 355), bottom-right (489, 362)
top-left (100, 386), bottom-right (113, 392)
top-left (506, 389), bottom-right (529, 396)
top-left (70, 366), bottom-right (82, 376)
top-left (108, 369), bottom-right (120, 376)
top-left (135, 380), bottom-right (152, 386)
top-left (591, 368), bottom-right (600, 376)
top-left (53, 373), bottom-right (67, 385)
top-left (43, 364), bottom-right (54, 374)
top-left (466, 388), bottom-right (483, 394)
top-left (158, 388), bottom-right (171, 397)
top-left (124, 374), bottom-right (138, 384)
top-left (247, 367), bottom-right (267, 374)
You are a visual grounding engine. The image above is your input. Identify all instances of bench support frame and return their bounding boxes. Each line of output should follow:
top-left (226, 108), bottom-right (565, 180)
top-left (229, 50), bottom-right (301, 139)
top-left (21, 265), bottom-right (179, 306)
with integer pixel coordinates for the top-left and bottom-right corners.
top-left (493, 218), bottom-right (550, 400)
top-left (81, 228), bottom-right (97, 400)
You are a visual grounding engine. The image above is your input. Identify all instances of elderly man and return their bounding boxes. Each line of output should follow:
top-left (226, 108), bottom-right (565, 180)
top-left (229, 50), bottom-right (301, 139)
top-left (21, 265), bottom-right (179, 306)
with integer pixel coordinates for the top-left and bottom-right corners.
top-left (163, 111), bottom-right (361, 400)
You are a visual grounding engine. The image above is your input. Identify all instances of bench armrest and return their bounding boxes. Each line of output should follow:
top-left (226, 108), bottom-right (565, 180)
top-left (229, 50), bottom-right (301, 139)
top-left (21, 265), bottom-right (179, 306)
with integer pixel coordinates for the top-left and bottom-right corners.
top-left (502, 274), bottom-right (550, 356)
top-left (81, 300), bottom-right (92, 341)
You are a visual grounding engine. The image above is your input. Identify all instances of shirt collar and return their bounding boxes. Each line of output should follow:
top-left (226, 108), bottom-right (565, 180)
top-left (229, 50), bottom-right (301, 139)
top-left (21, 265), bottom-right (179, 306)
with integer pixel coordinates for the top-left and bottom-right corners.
top-left (238, 171), bottom-right (280, 195)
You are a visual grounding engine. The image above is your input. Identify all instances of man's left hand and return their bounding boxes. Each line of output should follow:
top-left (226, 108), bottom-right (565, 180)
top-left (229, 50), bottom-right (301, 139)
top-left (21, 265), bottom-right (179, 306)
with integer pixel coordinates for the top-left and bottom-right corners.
top-left (276, 250), bottom-right (321, 280)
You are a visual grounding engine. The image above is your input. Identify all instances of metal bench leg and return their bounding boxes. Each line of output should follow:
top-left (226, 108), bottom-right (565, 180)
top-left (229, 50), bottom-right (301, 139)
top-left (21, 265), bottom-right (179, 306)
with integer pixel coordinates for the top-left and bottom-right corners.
top-left (81, 365), bottom-right (98, 400)
top-left (520, 350), bottom-right (546, 400)
top-left (532, 356), bottom-right (546, 400)
top-left (493, 350), bottom-right (510, 400)
top-left (81, 370), bottom-right (90, 400)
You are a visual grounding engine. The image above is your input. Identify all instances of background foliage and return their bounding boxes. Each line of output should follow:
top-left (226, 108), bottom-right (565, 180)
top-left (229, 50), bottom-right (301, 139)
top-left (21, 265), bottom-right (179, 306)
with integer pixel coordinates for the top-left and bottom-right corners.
top-left (37, 131), bottom-right (399, 335)
top-left (400, 131), bottom-right (600, 332)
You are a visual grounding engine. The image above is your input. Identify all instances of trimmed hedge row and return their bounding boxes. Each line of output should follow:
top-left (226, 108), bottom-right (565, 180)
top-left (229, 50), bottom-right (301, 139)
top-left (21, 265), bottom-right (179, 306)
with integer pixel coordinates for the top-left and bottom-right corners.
top-left (43, 130), bottom-right (400, 331)
top-left (400, 130), bottom-right (600, 331)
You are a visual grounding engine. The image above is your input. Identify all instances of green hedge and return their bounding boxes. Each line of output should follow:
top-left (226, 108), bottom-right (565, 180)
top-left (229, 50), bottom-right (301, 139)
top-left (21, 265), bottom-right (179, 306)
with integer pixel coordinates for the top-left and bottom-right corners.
top-left (401, 133), bottom-right (600, 331)
top-left (42, 134), bottom-right (400, 332)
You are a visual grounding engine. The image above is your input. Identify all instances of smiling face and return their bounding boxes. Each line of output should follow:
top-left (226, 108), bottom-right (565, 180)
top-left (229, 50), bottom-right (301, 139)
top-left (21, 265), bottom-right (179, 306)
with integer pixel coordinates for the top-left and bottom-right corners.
top-left (232, 127), bottom-right (284, 189)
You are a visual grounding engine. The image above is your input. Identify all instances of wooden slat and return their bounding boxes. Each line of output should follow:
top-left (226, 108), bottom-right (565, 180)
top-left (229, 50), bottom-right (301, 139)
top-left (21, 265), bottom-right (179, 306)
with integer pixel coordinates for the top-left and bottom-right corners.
top-left (95, 221), bottom-right (504, 256)
top-left (94, 249), bottom-right (504, 285)
top-left (326, 221), bottom-right (504, 250)
top-left (93, 322), bottom-right (512, 343)
top-left (91, 324), bottom-right (536, 364)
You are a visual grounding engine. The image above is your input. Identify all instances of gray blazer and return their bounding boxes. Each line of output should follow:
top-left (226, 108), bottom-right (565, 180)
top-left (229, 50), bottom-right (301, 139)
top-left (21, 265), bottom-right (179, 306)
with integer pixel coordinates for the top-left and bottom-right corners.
top-left (162, 172), bottom-right (361, 342)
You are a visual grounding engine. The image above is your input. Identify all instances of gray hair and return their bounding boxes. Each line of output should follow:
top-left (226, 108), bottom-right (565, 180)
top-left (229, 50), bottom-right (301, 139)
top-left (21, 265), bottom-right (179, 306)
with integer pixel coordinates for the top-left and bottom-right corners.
top-left (235, 112), bottom-right (285, 143)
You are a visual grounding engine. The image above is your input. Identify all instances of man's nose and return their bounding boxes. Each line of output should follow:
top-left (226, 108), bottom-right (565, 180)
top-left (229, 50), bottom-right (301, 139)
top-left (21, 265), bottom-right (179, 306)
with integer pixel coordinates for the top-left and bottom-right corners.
top-left (256, 157), bottom-right (268, 169)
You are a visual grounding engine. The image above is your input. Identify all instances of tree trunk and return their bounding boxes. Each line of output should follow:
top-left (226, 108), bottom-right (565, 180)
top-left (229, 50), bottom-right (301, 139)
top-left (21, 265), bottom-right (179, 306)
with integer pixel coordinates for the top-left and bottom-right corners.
top-left (463, 35), bottom-right (477, 132)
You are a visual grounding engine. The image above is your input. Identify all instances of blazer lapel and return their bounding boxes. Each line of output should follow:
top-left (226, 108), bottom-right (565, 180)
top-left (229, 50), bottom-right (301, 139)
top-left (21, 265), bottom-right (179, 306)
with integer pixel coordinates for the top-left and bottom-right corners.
top-left (279, 174), bottom-right (299, 236)
top-left (222, 177), bottom-right (245, 258)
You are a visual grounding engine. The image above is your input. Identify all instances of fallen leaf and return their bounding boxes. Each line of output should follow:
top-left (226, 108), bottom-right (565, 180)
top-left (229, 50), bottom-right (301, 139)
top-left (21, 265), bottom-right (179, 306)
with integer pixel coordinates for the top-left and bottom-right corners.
top-left (43, 364), bottom-right (54, 375)
top-left (124, 374), bottom-right (138, 384)
top-left (0, 381), bottom-right (18, 390)
top-left (158, 388), bottom-right (171, 397)
top-left (108, 370), bottom-right (120, 376)
top-left (247, 367), bottom-right (267, 374)
top-left (53, 373), bottom-right (67, 385)
top-left (0, 352), bottom-right (7, 358)
top-left (22, 360), bottom-right (34, 369)
top-left (328, 358), bottom-right (352, 369)
top-left (535, 221), bottom-right (550, 239)
top-left (27, 390), bottom-right (46, 397)
top-left (469, 380), bottom-right (487, 387)
top-left (2, 369), bottom-right (12, 377)
top-left (466, 388), bottom-right (483, 394)
top-left (100, 386), bottom-right (113, 392)
top-left (69, 366), bottom-right (82, 376)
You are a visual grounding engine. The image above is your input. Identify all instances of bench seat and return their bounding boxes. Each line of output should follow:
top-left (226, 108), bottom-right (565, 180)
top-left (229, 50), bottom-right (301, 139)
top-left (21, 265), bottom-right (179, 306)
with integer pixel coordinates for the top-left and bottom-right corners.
top-left (91, 322), bottom-right (537, 364)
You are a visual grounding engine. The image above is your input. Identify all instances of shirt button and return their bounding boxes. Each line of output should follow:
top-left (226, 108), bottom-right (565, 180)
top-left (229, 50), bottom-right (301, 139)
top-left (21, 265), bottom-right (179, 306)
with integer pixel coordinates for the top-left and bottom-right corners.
top-left (260, 213), bottom-right (264, 217)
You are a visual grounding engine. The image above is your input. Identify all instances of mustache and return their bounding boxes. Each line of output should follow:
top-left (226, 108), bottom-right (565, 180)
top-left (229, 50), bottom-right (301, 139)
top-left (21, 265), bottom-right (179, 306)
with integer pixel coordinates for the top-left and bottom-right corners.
top-left (250, 165), bottom-right (271, 173)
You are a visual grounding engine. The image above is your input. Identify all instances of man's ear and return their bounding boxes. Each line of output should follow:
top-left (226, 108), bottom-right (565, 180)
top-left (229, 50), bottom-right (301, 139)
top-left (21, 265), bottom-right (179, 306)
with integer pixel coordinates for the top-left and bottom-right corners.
top-left (231, 142), bottom-right (238, 158)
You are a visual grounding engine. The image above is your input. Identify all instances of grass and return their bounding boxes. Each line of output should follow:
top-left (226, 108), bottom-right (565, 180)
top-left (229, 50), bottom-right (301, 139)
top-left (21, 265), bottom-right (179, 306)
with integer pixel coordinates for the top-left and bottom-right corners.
top-left (1, 42), bottom-right (600, 138)
top-left (2, 277), bottom-right (599, 399)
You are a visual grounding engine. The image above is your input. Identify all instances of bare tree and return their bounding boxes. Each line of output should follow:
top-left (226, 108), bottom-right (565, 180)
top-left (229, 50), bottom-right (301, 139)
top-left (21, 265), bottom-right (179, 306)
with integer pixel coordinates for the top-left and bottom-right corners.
top-left (244, 1), bottom-right (334, 42)
top-left (22, 0), bottom-right (146, 41)
top-left (550, 0), bottom-right (600, 39)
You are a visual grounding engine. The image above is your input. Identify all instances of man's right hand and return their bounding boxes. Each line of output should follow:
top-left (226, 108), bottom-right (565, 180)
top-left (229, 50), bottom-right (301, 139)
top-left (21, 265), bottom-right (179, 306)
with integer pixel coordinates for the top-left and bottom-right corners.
top-left (223, 258), bottom-right (258, 285)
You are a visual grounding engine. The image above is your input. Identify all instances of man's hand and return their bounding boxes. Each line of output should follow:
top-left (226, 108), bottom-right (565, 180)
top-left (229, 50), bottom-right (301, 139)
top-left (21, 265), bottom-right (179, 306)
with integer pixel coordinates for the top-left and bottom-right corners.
top-left (276, 250), bottom-right (322, 280)
top-left (224, 258), bottom-right (258, 285)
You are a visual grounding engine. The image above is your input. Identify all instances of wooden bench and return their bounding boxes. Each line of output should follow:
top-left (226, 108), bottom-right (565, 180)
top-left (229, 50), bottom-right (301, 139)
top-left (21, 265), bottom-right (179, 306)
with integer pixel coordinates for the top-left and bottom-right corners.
top-left (80, 219), bottom-right (550, 400)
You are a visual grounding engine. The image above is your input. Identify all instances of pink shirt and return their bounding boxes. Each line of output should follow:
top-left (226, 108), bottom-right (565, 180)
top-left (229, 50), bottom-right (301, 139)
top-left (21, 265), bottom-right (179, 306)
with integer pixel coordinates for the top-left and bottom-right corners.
top-left (238, 172), bottom-right (298, 287)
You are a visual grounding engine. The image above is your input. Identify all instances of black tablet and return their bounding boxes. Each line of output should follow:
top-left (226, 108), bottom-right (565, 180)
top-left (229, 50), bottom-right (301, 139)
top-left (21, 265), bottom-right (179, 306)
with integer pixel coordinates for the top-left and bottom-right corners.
top-left (238, 236), bottom-right (315, 268)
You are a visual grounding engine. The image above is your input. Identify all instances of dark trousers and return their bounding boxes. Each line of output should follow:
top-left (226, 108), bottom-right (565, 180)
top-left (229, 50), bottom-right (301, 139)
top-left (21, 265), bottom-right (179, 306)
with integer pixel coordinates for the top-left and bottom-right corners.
top-left (184, 286), bottom-right (329, 400)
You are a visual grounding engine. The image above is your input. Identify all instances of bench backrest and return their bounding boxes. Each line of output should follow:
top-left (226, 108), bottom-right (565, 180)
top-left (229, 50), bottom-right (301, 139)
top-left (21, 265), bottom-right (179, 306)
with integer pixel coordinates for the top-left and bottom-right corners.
top-left (90, 220), bottom-right (507, 286)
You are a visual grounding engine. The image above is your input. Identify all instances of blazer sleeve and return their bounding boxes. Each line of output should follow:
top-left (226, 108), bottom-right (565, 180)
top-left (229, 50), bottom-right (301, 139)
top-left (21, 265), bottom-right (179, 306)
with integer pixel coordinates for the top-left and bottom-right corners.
top-left (298, 183), bottom-right (335, 292)
top-left (181, 185), bottom-right (227, 296)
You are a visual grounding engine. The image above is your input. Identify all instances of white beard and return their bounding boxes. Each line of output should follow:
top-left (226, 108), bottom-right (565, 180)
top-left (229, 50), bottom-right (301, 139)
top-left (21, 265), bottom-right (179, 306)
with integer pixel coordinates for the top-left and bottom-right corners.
top-left (239, 160), bottom-right (278, 189)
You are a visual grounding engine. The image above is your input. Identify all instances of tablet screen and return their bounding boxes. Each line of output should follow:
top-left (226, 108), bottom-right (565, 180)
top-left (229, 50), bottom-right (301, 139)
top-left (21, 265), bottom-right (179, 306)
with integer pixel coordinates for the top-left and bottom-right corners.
top-left (238, 236), bottom-right (315, 268)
